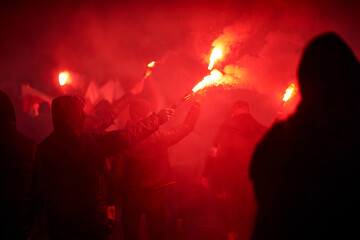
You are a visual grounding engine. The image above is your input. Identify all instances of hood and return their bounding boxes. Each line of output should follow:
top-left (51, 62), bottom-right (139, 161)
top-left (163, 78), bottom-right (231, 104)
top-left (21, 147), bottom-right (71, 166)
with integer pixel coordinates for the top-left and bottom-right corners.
top-left (298, 32), bottom-right (359, 107)
top-left (0, 90), bottom-right (16, 127)
top-left (52, 95), bottom-right (84, 134)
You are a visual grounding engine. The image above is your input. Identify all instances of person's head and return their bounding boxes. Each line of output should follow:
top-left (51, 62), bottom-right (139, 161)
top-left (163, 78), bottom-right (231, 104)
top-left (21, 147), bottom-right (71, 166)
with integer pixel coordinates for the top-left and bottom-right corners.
top-left (231, 100), bottom-right (250, 116)
top-left (39, 101), bottom-right (51, 115)
top-left (129, 99), bottom-right (151, 121)
top-left (94, 99), bottom-right (112, 117)
top-left (52, 95), bottom-right (85, 134)
top-left (0, 90), bottom-right (16, 127)
top-left (298, 32), bottom-right (360, 108)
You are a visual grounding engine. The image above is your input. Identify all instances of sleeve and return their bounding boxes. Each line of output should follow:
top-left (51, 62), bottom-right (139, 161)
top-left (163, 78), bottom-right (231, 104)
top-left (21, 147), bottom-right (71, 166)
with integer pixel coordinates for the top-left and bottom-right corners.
top-left (163, 102), bottom-right (201, 146)
top-left (97, 112), bottom-right (163, 157)
top-left (83, 93), bottom-right (134, 132)
top-left (202, 114), bottom-right (230, 179)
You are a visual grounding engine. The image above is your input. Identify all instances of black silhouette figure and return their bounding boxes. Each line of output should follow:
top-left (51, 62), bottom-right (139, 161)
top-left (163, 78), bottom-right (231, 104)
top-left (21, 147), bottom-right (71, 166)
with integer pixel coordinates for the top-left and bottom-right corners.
top-left (37, 95), bottom-right (173, 240)
top-left (0, 90), bottom-right (40, 240)
top-left (250, 32), bottom-right (360, 239)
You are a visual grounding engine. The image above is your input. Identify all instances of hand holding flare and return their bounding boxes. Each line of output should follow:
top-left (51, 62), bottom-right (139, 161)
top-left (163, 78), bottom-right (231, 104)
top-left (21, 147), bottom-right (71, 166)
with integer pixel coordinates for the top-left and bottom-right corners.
top-left (172, 70), bottom-right (223, 109)
top-left (172, 46), bottom-right (225, 108)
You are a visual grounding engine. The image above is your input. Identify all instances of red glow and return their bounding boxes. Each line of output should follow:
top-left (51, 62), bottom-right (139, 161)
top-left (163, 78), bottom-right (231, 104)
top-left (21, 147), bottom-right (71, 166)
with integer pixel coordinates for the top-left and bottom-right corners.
top-left (59, 71), bottom-right (70, 86)
top-left (144, 61), bottom-right (156, 78)
top-left (283, 83), bottom-right (296, 102)
top-left (147, 61), bottom-right (156, 68)
top-left (208, 47), bottom-right (223, 70)
top-left (192, 69), bottom-right (223, 93)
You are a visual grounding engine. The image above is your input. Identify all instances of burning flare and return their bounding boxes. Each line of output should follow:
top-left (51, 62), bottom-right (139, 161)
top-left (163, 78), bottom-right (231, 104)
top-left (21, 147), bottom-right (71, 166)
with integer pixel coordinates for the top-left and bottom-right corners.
top-left (144, 61), bottom-right (156, 78)
top-left (147, 61), bottom-right (156, 68)
top-left (173, 70), bottom-right (223, 108)
top-left (283, 83), bottom-right (295, 102)
top-left (59, 71), bottom-right (70, 86)
top-left (192, 69), bottom-right (223, 93)
top-left (208, 47), bottom-right (223, 70)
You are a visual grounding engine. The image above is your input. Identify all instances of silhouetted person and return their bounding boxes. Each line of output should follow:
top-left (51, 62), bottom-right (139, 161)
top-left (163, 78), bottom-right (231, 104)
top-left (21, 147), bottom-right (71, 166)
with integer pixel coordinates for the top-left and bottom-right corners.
top-left (110, 99), bottom-right (200, 240)
top-left (37, 95), bottom-right (173, 240)
top-left (0, 90), bottom-right (40, 239)
top-left (250, 32), bottom-right (360, 239)
top-left (202, 101), bottom-right (266, 240)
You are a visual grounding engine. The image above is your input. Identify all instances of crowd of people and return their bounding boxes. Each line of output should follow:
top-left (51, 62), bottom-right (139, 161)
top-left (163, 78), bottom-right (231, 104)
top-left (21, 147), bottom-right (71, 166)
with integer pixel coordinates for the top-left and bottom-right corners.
top-left (1, 31), bottom-right (359, 240)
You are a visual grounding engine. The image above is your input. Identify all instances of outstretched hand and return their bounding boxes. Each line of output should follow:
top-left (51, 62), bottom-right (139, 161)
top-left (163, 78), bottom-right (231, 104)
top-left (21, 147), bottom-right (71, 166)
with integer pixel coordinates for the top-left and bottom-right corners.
top-left (157, 108), bottom-right (175, 124)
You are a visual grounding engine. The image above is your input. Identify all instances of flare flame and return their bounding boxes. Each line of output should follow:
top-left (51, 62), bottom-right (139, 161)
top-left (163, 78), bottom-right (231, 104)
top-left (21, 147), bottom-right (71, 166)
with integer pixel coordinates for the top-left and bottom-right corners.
top-left (208, 47), bottom-right (223, 70)
top-left (145, 61), bottom-right (156, 78)
top-left (283, 83), bottom-right (295, 102)
top-left (147, 61), bottom-right (156, 68)
top-left (59, 71), bottom-right (70, 86)
top-left (192, 69), bottom-right (223, 93)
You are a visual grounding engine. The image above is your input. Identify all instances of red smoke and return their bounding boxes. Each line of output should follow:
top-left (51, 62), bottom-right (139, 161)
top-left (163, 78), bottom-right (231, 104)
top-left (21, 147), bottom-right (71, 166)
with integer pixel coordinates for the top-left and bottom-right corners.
top-left (0, 0), bottom-right (358, 149)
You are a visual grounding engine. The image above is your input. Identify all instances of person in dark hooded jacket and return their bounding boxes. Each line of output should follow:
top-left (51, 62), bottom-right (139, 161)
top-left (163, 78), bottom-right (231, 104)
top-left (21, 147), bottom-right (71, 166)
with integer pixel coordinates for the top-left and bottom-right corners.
top-left (0, 90), bottom-right (40, 240)
top-left (250, 32), bottom-right (360, 239)
top-left (37, 95), bottom-right (173, 240)
top-left (110, 99), bottom-right (200, 240)
top-left (202, 101), bottom-right (266, 240)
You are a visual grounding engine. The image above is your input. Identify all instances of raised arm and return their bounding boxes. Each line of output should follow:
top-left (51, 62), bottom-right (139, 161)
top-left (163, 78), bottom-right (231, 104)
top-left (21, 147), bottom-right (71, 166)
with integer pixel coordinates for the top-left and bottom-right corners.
top-left (98, 108), bottom-right (174, 157)
top-left (163, 101), bottom-right (201, 146)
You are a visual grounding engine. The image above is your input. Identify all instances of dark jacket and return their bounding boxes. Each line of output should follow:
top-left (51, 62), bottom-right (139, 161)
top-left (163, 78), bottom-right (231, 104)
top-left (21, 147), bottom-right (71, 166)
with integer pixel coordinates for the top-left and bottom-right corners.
top-left (0, 90), bottom-right (39, 240)
top-left (250, 33), bottom-right (360, 240)
top-left (37, 96), bottom-right (164, 239)
top-left (113, 102), bottom-right (200, 193)
top-left (206, 113), bottom-right (266, 193)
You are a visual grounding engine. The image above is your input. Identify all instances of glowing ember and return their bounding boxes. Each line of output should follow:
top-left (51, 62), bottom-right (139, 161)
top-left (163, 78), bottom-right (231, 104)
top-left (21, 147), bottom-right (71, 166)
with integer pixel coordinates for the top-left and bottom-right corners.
top-left (208, 47), bottom-right (223, 70)
top-left (192, 69), bottom-right (223, 93)
top-left (59, 71), bottom-right (70, 86)
top-left (147, 61), bottom-right (156, 68)
top-left (144, 61), bottom-right (156, 78)
top-left (283, 83), bottom-right (295, 102)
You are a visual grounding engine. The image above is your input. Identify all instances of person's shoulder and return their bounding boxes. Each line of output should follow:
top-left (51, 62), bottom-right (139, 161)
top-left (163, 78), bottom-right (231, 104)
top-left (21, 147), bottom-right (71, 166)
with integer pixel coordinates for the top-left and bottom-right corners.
top-left (15, 129), bottom-right (36, 147)
top-left (268, 121), bottom-right (287, 134)
top-left (8, 130), bottom-right (37, 157)
top-left (251, 121), bottom-right (288, 173)
top-left (80, 132), bottom-right (101, 145)
top-left (256, 121), bottom-right (287, 148)
top-left (38, 132), bottom-right (57, 150)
